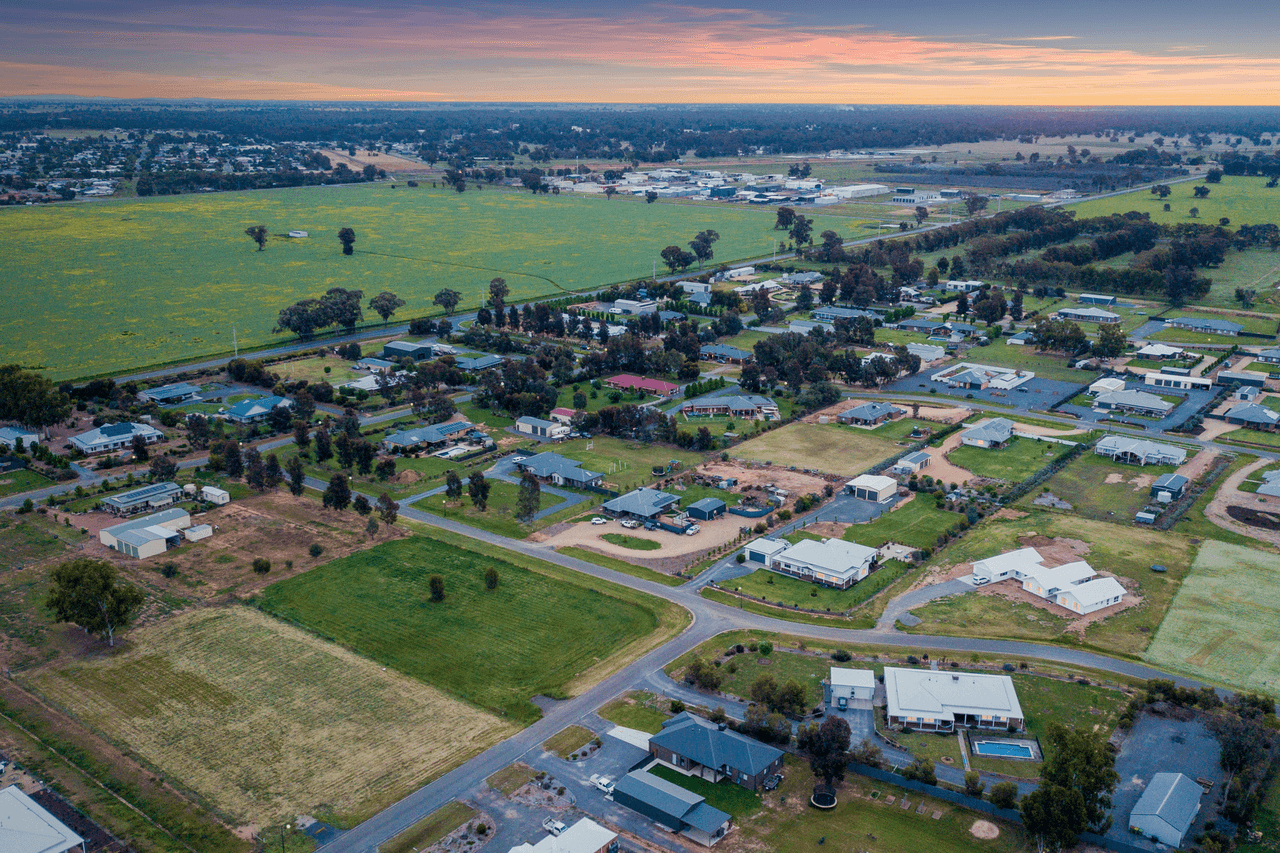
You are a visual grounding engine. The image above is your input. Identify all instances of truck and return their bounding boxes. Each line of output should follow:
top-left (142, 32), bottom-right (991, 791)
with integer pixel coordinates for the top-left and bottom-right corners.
top-left (542, 817), bottom-right (567, 836)
top-left (590, 774), bottom-right (615, 795)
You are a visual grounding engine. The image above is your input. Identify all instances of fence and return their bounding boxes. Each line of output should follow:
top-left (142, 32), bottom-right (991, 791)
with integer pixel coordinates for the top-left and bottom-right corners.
top-left (1011, 430), bottom-right (1079, 447)
top-left (864, 422), bottom-right (963, 477)
top-left (727, 505), bottom-right (772, 518)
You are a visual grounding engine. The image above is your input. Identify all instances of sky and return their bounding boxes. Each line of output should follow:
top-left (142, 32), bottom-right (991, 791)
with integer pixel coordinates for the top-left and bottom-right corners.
top-left (1, 1), bottom-right (1277, 104)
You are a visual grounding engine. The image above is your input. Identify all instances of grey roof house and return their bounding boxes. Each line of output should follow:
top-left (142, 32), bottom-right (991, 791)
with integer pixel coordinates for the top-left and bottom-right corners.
top-left (837, 401), bottom-right (902, 426)
top-left (648, 712), bottom-right (784, 792)
top-left (225, 395), bottom-right (293, 424)
top-left (382, 421), bottom-right (474, 451)
top-left (612, 770), bottom-right (731, 846)
top-left (103, 481), bottom-right (183, 515)
top-left (71, 422), bottom-right (164, 455)
top-left (138, 382), bottom-right (202, 404)
top-left (1166, 317), bottom-right (1243, 336)
top-left (603, 488), bottom-right (680, 519)
top-left (513, 451), bottom-right (603, 488)
top-left (1224, 402), bottom-right (1280, 429)
top-left (960, 418), bottom-right (1014, 448)
top-left (699, 344), bottom-right (752, 363)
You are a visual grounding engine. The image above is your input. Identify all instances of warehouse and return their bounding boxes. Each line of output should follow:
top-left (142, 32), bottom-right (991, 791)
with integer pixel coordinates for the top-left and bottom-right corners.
top-left (99, 508), bottom-right (191, 559)
top-left (844, 474), bottom-right (897, 502)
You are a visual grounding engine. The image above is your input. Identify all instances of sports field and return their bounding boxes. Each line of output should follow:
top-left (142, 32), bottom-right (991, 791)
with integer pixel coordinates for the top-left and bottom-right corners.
top-left (1, 184), bottom-right (863, 380)
top-left (1067, 175), bottom-right (1280, 227)
top-left (258, 536), bottom-right (662, 723)
top-left (30, 607), bottom-right (515, 826)
top-left (1146, 540), bottom-right (1280, 696)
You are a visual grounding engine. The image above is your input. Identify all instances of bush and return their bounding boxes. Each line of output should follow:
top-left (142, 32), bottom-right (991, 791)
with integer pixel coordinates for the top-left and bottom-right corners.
top-left (670, 699), bottom-right (685, 713)
top-left (989, 781), bottom-right (1019, 809)
top-left (736, 553), bottom-right (746, 564)
top-left (484, 566), bottom-right (499, 590)
top-left (252, 557), bottom-right (271, 574)
top-left (475, 823), bottom-right (487, 835)
top-left (964, 771), bottom-right (985, 797)
top-left (901, 758), bottom-right (936, 785)
top-left (757, 640), bottom-right (773, 656)
top-left (309, 543), bottom-right (324, 558)
top-left (832, 650), bottom-right (852, 662)
top-left (160, 562), bottom-right (178, 578)
top-left (428, 574), bottom-right (446, 602)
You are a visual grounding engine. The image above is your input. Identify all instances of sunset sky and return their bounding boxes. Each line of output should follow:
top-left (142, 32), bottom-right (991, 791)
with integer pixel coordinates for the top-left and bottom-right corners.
top-left (2, 1), bottom-right (1277, 104)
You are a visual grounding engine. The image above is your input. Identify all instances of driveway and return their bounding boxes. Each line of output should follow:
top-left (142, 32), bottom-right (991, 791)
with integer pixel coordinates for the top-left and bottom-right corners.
top-left (875, 579), bottom-right (973, 631)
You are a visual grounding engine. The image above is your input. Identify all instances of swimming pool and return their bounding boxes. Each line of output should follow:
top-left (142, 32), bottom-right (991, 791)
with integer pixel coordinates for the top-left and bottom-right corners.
top-left (972, 740), bottom-right (1035, 759)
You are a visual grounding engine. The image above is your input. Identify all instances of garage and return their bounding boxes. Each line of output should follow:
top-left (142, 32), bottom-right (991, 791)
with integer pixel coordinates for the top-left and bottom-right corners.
top-left (687, 497), bottom-right (726, 521)
top-left (845, 474), bottom-right (897, 503)
top-left (744, 537), bottom-right (788, 564)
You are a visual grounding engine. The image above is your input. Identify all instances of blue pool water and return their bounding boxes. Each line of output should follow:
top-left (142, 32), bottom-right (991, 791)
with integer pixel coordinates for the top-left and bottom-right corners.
top-left (972, 741), bottom-right (1035, 759)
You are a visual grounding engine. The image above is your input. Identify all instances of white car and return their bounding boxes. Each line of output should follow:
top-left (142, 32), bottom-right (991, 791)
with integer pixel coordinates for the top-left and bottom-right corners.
top-left (620, 518), bottom-right (640, 529)
top-left (591, 517), bottom-right (608, 525)
top-left (972, 576), bottom-right (990, 586)
top-left (590, 774), bottom-right (615, 795)
top-left (685, 524), bottom-right (701, 535)
top-left (542, 817), bottom-right (567, 836)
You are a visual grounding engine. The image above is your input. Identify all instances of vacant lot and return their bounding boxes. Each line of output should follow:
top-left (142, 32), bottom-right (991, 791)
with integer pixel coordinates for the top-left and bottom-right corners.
top-left (948, 437), bottom-right (1062, 483)
top-left (2, 184), bottom-right (858, 380)
top-left (29, 607), bottom-right (514, 827)
top-left (555, 436), bottom-right (708, 492)
top-left (0, 469), bottom-right (53, 498)
top-left (1034, 452), bottom-right (1179, 522)
top-left (0, 514), bottom-right (88, 669)
top-left (258, 536), bottom-right (662, 723)
top-left (904, 512), bottom-right (1195, 655)
top-left (962, 346), bottom-right (1087, 383)
top-left (1146, 540), bottom-right (1280, 695)
top-left (843, 495), bottom-right (960, 549)
top-left (734, 422), bottom-right (907, 475)
top-left (1068, 175), bottom-right (1280, 227)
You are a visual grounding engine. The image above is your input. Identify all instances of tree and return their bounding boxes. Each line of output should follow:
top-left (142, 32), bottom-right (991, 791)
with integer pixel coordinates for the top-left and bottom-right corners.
top-left (286, 456), bottom-right (306, 496)
top-left (484, 566), bottom-right (500, 590)
top-left (314, 428), bottom-right (332, 462)
top-left (468, 471), bottom-right (491, 511)
top-left (964, 771), bottom-right (985, 798)
top-left (1235, 287), bottom-right (1258, 309)
top-left (1189, 207), bottom-right (1200, 218)
top-left (989, 781), bottom-right (1019, 809)
top-left (488, 277), bottom-right (510, 315)
top-left (789, 215), bottom-right (813, 249)
top-left (252, 557), bottom-right (271, 575)
top-left (323, 287), bottom-right (364, 331)
top-left (914, 205), bottom-right (930, 224)
top-left (337, 227), bottom-right (356, 255)
top-left (365, 516), bottom-right (379, 536)
top-left (445, 469), bottom-right (463, 500)
top-left (428, 575), bottom-right (446, 602)
top-left (964, 194), bottom-right (990, 216)
top-left (516, 472), bottom-right (541, 523)
top-left (774, 206), bottom-right (796, 231)
top-left (322, 473), bottom-right (351, 510)
top-left (368, 291), bottom-right (405, 324)
top-left (433, 288), bottom-right (462, 315)
top-left (244, 224), bottom-right (268, 251)
top-left (376, 492), bottom-right (399, 525)
top-left (130, 434), bottom-right (150, 461)
top-left (797, 716), bottom-right (854, 786)
top-left (1021, 783), bottom-right (1088, 851)
top-left (1010, 290), bottom-right (1024, 321)
top-left (660, 245), bottom-right (695, 273)
top-left (149, 455), bottom-right (177, 482)
top-left (645, 190), bottom-right (658, 204)
top-left (46, 558), bottom-right (145, 647)
top-left (352, 494), bottom-right (372, 515)
top-left (1038, 724), bottom-right (1117, 833)
top-left (1193, 185), bottom-right (1211, 198)
top-left (220, 439), bottom-right (244, 479)
top-left (689, 229), bottom-right (720, 269)
top-left (794, 282), bottom-right (814, 313)
top-left (955, 293), bottom-right (970, 317)
top-left (1095, 322), bottom-right (1127, 358)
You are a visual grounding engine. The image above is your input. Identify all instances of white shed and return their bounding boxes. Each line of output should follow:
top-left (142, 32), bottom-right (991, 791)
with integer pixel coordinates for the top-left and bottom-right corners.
top-left (201, 486), bottom-right (230, 505)
top-left (1129, 772), bottom-right (1202, 847)
top-left (828, 667), bottom-right (875, 708)
top-left (183, 524), bottom-right (213, 542)
top-left (846, 474), bottom-right (897, 502)
top-left (1089, 377), bottom-right (1126, 396)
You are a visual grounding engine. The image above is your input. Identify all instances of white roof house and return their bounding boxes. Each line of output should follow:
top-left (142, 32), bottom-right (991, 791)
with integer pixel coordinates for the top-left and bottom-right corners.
top-left (1129, 773), bottom-right (1203, 848)
top-left (1136, 343), bottom-right (1185, 359)
top-left (1096, 435), bottom-right (1187, 466)
top-left (972, 547), bottom-right (1045, 583)
top-left (766, 537), bottom-right (878, 588)
top-left (507, 817), bottom-right (617, 853)
top-left (1089, 377), bottom-right (1126, 396)
top-left (883, 667), bottom-right (1024, 731)
top-left (1055, 576), bottom-right (1126, 615)
top-left (70, 421), bottom-right (163, 455)
top-left (0, 784), bottom-right (86, 853)
top-left (744, 537), bottom-right (789, 563)
top-left (1021, 560), bottom-right (1097, 599)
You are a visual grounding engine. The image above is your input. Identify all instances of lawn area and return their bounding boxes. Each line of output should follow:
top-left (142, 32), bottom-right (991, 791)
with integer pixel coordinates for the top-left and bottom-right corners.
top-left (902, 511), bottom-right (1196, 656)
top-left (555, 436), bottom-right (708, 492)
top-left (682, 646), bottom-right (839, 709)
top-left (730, 757), bottom-right (1029, 853)
top-left (458, 401), bottom-right (517, 429)
top-left (841, 495), bottom-right (960, 549)
top-left (734, 422), bottom-right (907, 476)
top-left (946, 436), bottom-right (1064, 483)
top-left (866, 417), bottom-right (944, 443)
top-left (380, 802), bottom-right (477, 853)
top-left (601, 532), bottom-right (662, 550)
top-left (1031, 451), bottom-right (1179, 523)
top-left (597, 692), bottom-right (672, 734)
top-left (725, 562), bottom-right (910, 616)
top-left (258, 536), bottom-right (667, 723)
top-left (720, 330), bottom-right (771, 351)
top-left (486, 763), bottom-right (536, 796)
top-left (271, 354), bottom-right (361, 385)
top-left (1168, 453), bottom-right (1259, 547)
top-left (962, 346), bottom-right (1088, 383)
top-left (556, 384), bottom-right (655, 413)
top-left (542, 725), bottom-right (597, 759)
top-left (1069, 175), bottom-right (1280, 228)
top-left (555, 546), bottom-right (685, 587)
top-left (4, 184), bottom-right (859, 381)
top-left (1216, 427), bottom-right (1280, 450)
top-left (649, 764), bottom-right (761, 820)
top-left (28, 607), bottom-right (516, 827)
top-left (1146, 540), bottom-right (1280, 696)
top-left (413, 478), bottom-right (562, 539)
top-left (0, 468), bottom-right (53, 498)
top-left (1147, 327), bottom-right (1263, 346)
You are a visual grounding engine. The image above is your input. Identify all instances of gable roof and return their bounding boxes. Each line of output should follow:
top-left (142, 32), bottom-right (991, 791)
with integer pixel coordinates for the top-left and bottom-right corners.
top-left (226, 395), bottom-right (292, 420)
top-left (614, 769), bottom-right (731, 834)
top-left (0, 785), bottom-right (85, 853)
top-left (140, 381), bottom-right (201, 401)
top-left (1095, 435), bottom-right (1187, 464)
top-left (1026, 560), bottom-right (1096, 589)
top-left (1168, 316), bottom-right (1243, 334)
top-left (898, 450), bottom-right (932, 466)
top-left (688, 497), bottom-right (726, 513)
top-left (962, 418), bottom-right (1015, 443)
top-left (973, 547), bottom-right (1045, 578)
top-left (1132, 772), bottom-right (1203, 834)
top-left (1153, 473), bottom-right (1189, 490)
top-left (840, 401), bottom-right (900, 421)
top-left (830, 667), bottom-right (876, 689)
top-left (700, 343), bottom-right (752, 360)
top-left (651, 712), bottom-right (784, 777)
top-left (1095, 389), bottom-right (1173, 413)
top-left (515, 451), bottom-right (601, 482)
top-left (1226, 402), bottom-right (1280, 425)
top-left (1058, 576), bottom-right (1126, 608)
top-left (603, 487), bottom-right (679, 517)
top-left (884, 667), bottom-right (1024, 724)
top-left (71, 421), bottom-right (162, 449)
top-left (456, 354), bottom-right (504, 370)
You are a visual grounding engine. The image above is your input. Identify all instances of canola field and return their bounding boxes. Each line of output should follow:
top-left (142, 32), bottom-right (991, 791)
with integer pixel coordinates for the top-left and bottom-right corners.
top-left (1, 184), bottom-right (866, 380)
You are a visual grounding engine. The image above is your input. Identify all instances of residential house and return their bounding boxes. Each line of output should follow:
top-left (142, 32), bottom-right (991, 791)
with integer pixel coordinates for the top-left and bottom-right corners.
top-left (1135, 343), bottom-right (1185, 360)
top-left (699, 344), bottom-right (752, 364)
top-left (934, 363), bottom-right (1032, 390)
top-left (1006, 330), bottom-right (1035, 346)
top-left (789, 319), bottom-right (834, 336)
top-left (613, 298), bottom-right (658, 315)
top-left (825, 668), bottom-right (876, 709)
top-left (1255, 347), bottom-right (1280, 364)
top-left (0, 784), bottom-right (86, 853)
top-left (507, 818), bottom-right (617, 853)
top-left (1055, 576), bottom-right (1126, 615)
top-left (606, 375), bottom-right (679, 397)
top-left (1095, 436), bottom-right (1187, 466)
top-left (70, 422), bottom-right (163, 455)
top-left (844, 474), bottom-right (898, 502)
top-left (649, 712), bottom-right (784, 791)
top-left (762, 537), bottom-right (878, 589)
top-left (0, 426), bottom-right (38, 450)
top-left (1058, 307), bottom-right (1121, 324)
top-left (681, 395), bottom-right (779, 420)
top-left (960, 418), bottom-right (1015, 448)
top-left (603, 488), bottom-right (679, 520)
top-left (225, 395), bottom-right (293, 424)
top-left (138, 382), bottom-right (201, 405)
top-left (1224, 402), bottom-right (1280, 429)
top-left (513, 452), bottom-right (603, 488)
top-left (891, 450), bottom-right (932, 475)
top-left (1166, 317), bottom-right (1242, 336)
top-left (972, 547), bottom-right (1048, 584)
top-left (381, 421), bottom-right (475, 452)
top-left (943, 280), bottom-right (984, 293)
top-left (516, 416), bottom-right (570, 440)
top-left (549, 407), bottom-right (577, 425)
top-left (1146, 373), bottom-right (1212, 391)
top-left (812, 306), bottom-right (875, 323)
top-left (679, 280), bottom-right (712, 295)
top-left (456, 354), bottom-right (505, 372)
top-left (1093, 389), bottom-right (1174, 417)
top-left (1151, 474), bottom-right (1189, 502)
top-left (103, 481), bottom-right (183, 515)
top-left (883, 667), bottom-right (1024, 732)
top-left (612, 770), bottom-right (731, 847)
top-left (1129, 773), bottom-right (1203, 848)
top-left (99, 508), bottom-right (191, 559)
top-left (837, 402), bottom-right (902, 426)
top-left (1021, 560), bottom-right (1098, 600)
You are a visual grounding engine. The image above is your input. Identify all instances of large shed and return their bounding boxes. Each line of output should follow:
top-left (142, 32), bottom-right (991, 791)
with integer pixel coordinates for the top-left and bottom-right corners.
top-left (687, 498), bottom-right (727, 521)
top-left (1129, 772), bottom-right (1203, 847)
top-left (0, 785), bottom-right (86, 853)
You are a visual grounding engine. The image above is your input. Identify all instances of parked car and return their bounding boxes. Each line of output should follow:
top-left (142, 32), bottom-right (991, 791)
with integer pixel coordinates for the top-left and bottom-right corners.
top-left (590, 774), bottom-right (615, 795)
top-left (591, 517), bottom-right (607, 525)
top-left (542, 817), bottom-right (567, 836)
top-left (620, 518), bottom-right (640, 529)
top-left (763, 774), bottom-right (783, 791)
top-left (685, 524), bottom-right (701, 535)
top-left (973, 575), bottom-right (990, 585)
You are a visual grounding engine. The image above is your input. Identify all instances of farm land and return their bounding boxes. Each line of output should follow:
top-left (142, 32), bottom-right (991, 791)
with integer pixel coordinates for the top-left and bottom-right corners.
top-left (30, 607), bottom-right (515, 828)
top-left (1145, 540), bottom-right (1280, 696)
top-left (1067, 175), bottom-right (1280, 227)
top-left (1, 183), bottom-right (862, 380)
top-left (257, 535), bottom-right (675, 723)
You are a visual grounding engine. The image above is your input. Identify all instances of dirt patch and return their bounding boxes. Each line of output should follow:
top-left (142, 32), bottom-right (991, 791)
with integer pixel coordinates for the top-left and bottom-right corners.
top-left (1104, 473), bottom-right (1125, 485)
top-left (1204, 457), bottom-right (1280, 546)
top-left (1008, 422), bottom-right (1085, 438)
top-left (1177, 449), bottom-right (1219, 482)
top-left (970, 820), bottom-right (1000, 839)
top-left (803, 522), bottom-right (850, 539)
top-left (991, 508), bottom-right (1028, 521)
top-left (1226, 505), bottom-right (1280, 530)
top-left (696, 460), bottom-right (834, 503)
top-left (317, 148), bottom-right (431, 173)
top-left (393, 468), bottom-right (424, 484)
top-left (1127, 473), bottom-right (1156, 491)
top-left (930, 431), bottom-right (978, 486)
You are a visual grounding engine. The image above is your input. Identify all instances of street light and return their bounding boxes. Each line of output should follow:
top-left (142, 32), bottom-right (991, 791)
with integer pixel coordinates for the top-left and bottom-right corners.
top-left (280, 823), bottom-right (292, 853)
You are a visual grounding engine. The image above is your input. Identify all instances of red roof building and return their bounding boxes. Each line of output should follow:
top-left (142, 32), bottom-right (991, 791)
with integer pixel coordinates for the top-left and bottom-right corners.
top-left (606, 375), bottom-right (679, 396)
top-left (549, 407), bottom-right (577, 424)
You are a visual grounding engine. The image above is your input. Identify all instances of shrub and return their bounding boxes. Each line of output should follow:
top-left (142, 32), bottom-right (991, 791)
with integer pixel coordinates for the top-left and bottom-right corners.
top-left (832, 650), bottom-right (852, 662)
top-left (160, 562), bottom-right (178, 579)
top-left (475, 824), bottom-right (487, 835)
top-left (757, 640), bottom-right (773, 656)
top-left (252, 557), bottom-right (271, 575)
top-left (901, 758), bottom-right (936, 785)
top-left (428, 574), bottom-right (446, 602)
top-left (906, 654), bottom-right (920, 665)
top-left (1002, 663), bottom-right (1016, 672)
top-left (309, 543), bottom-right (324, 558)
top-left (670, 699), bottom-right (686, 713)
top-left (736, 553), bottom-right (746, 564)
top-left (964, 771), bottom-right (985, 797)
top-left (989, 781), bottom-right (1019, 809)
top-left (484, 566), bottom-right (500, 590)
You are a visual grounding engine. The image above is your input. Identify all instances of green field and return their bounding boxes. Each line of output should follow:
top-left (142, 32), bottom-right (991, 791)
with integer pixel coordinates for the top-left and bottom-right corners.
top-left (600, 532), bottom-right (662, 550)
top-left (413, 477), bottom-right (570, 539)
top-left (1158, 307), bottom-right (1278, 336)
top-left (947, 437), bottom-right (1063, 483)
top-left (734, 422), bottom-right (909, 475)
top-left (0, 469), bottom-right (53, 498)
top-left (841, 496), bottom-right (959, 549)
top-left (1067, 175), bottom-right (1280, 227)
top-left (961, 345), bottom-right (1089, 383)
top-left (1146, 540), bottom-right (1280, 696)
top-left (725, 562), bottom-right (910, 615)
top-left (597, 692), bottom-right (672, 734)
top-left (554, 436), bottom-right (708, 492)
top-left (1033, 452), bottom-right (1178, 522)
top-left (2, 184), bottom-right (862, 380)
top-left (258, 536), bottom-right (663, 722)
top-left (381, 802), bottom-right (477, 853)
top-left (902, 512), bottom-right (1195, 655)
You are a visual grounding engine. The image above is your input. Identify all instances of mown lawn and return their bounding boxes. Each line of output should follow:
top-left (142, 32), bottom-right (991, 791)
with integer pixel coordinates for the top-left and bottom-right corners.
top-left (841, 495), bottom-right (960, 549)
top-left (961, 346), bottom-right (1089, 383)
top-left (381, 802), bottom-right (477, 853)
top-left (1031, 451), bottom-right (1178, 523)
top-left (598, 692), bottom-right (672, 734)
top-left (555, 436), bottom-right (707, 492)
top-left (947, 436), bottom-right (1063, 483)
top-left (601, 533), bottom-right (661, 551)
top-left (725, 562), bottom-right (910, 617)
top-left (542, 725), bottom-right (596, 759)
top-left (258, 536), bottom-right (663, 723)
top-left (0, 469), bottom-right (53, 498)
top-left (413, 478), bottom-right (559, 539)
